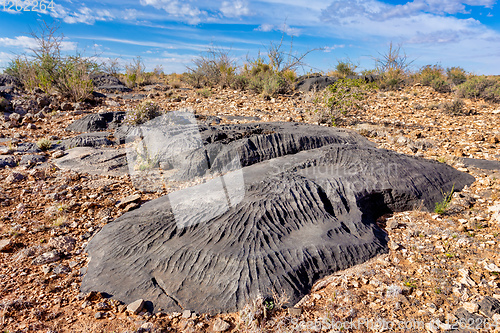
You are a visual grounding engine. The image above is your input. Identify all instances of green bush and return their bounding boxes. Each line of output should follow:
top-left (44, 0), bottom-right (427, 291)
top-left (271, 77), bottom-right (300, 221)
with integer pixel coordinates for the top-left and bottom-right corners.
top-left (317, 78), bottom-right (371, 126)
top-left (418, 65), bottom-right (450, 93)
top-left (238, 57), bottom-right (293, 97)
top-left (124, 56), bottom-right (153, 88)
top-left (374, 42), bottom-right (413, 91)
top-left (456, 76), bottom-right (500, 102)
top-left (446, 67), bottom-right (467, 86)
top-left (124, 100), bottom-right (162, 125)
top-left (4, 22), bottom-right (98, 102)
top-left (378, 68), bottom-right (407, 91)
top-left (330, 59), bottom-right (357, 78)
top-left (186, 46), bottom-right (236, 88)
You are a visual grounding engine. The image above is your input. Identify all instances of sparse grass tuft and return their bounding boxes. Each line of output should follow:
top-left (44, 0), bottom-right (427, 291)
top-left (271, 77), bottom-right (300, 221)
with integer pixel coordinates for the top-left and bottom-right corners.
top-left (441, 98), bottom-right (466, 116)
top-left (434, 184), bottom-right (455, 214)
top-left (36, 138), bottom-right (52, 151)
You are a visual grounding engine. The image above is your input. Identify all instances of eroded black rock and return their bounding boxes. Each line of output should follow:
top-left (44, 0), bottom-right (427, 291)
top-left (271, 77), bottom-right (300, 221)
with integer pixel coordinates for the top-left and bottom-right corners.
top-left (81, 122), bottom-right (474, 314)
top-left (65, 112), bottom-right (126, 132)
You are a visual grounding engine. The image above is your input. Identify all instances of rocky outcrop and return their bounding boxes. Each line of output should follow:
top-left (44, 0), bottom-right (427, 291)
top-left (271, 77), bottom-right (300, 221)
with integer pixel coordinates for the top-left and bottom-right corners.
top-left (81, 122), bottom-right (475, 314)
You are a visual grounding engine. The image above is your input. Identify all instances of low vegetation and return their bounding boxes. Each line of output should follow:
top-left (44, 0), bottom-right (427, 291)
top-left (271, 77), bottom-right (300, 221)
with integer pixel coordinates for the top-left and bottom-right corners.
top-left (1, 22), bottom-right (499, 120)
top-left (123, 100), bottom-right (163, 126)
top-left (185, 36), bottom-right (315, 98)
top-left (435, 185), bottom-right (455, 214)
top-left (316, 78), bottom-right (373, 126)
top-left (456, 75), bottom-right (500, 102)
top-left (5, 21), bottom-right (99, 102)
top-left (36, 138), bottom-right (52, 151)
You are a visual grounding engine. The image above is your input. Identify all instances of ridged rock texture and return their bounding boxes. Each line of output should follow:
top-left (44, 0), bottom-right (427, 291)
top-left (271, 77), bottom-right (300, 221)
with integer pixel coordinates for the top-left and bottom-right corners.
top-left (81, 120), bottom-right (475, 314)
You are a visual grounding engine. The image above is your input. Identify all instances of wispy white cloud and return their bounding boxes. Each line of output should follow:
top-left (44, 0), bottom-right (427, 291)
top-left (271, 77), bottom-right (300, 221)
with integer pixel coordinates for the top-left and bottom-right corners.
top-left (254, 23), bottom-right (301, 36)
top-left (321, 0), bottom-right (497, 24)
top-left (139, 0), bottom-right (206, 24)
top-left (0, 36), bottom-right (77, 51)
top-left (323, 44), bottom-right (345, 52)
top-left (0, 52), bottom-right (13, 67)
top-left (220, 1), bottom-right (250, 17)
top-left (50, 4), bottom-right (114, 25)
top-left (255, 23), bottom-right (275, 32)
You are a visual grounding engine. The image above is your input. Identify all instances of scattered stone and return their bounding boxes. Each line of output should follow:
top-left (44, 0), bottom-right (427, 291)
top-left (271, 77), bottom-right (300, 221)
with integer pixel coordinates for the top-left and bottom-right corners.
top-left (94, 311), bottom-right (105, 319)
top-left (0, 156), bottom-right (17, 168)
top-left (32, 250), bottom-right (61, 265)
top-left (5, 172), bottom-right (25, 183)
top-left (212, 318), bottom-right (231, 332)
top-left (182, 310), bottom-right (192, 319)
top-left (140, 322), bottom-right (154, 330)
top-left (96, 301), bottom-right (110, 311)
top-left (52, 150), bottom-right (65, 158)
top-left (485, 263), bottom-right (500, 273)
top-left (48, 236), bottom-right (76, 252)
top-left (53, 264), bottom-right (70, 275)
top-left (0, 238), bottom-right (12, 251)
top-left (388, 241), bottom-right (400, 251)
top-left (288, 307), bottom-right (302, 316)
top-left (127, 299), bottom-right (145, 315)
top-left (41, 265), bottom-right (51, 274)
top-left (478, 296), bottom-right (500, 317)
top-left (462, 302), bottom-right (479, 313)
top-left (116, 194), bottom-right (141, 209)
top-left (60, 102), bottom-right (73, 111)
top-left (386, 219), bottom-right (398, 229)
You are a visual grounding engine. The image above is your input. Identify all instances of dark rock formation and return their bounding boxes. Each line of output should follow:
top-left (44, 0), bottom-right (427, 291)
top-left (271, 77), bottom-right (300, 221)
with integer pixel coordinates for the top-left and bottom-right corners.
top-left (295, 76), bottom-right (338, 92)
top-left (0, 74), bottom-right (20, 87)
top-left (0, 156), bottom-right (17, 168)
top-left (61, 132), bottom-right (114, 149)
top-left (65, 111), bottom-right (126, 132)
top-left (81, 122), bottom-right (475, 314)
top-left (91, 74), bottom-right (131, 92)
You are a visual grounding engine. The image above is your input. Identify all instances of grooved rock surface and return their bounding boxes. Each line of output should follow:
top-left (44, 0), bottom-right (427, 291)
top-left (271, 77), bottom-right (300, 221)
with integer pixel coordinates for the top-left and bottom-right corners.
top-left (81, 122), bottom-right (475, 314)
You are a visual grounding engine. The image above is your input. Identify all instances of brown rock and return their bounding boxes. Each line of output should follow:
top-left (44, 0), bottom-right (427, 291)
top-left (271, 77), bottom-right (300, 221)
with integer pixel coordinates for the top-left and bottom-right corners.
top-left (116, 194), bottom-right (141, 209)
top-left (0, 238), bottom-right (12, 252)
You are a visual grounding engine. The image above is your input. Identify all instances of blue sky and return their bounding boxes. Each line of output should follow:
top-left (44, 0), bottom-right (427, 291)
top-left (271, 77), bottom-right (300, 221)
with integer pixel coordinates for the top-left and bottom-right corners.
top-left (0, 0), bottom-right (499, 75)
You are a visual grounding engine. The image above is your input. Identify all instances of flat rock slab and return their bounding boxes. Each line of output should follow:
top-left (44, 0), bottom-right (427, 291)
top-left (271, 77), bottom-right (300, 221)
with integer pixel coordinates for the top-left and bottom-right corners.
top-left (81, 122), bottom-right (474, 314)
top-left (462, 158), bottom-right (500, 171)
top-left (53, 147), bottom-right (128, 177)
